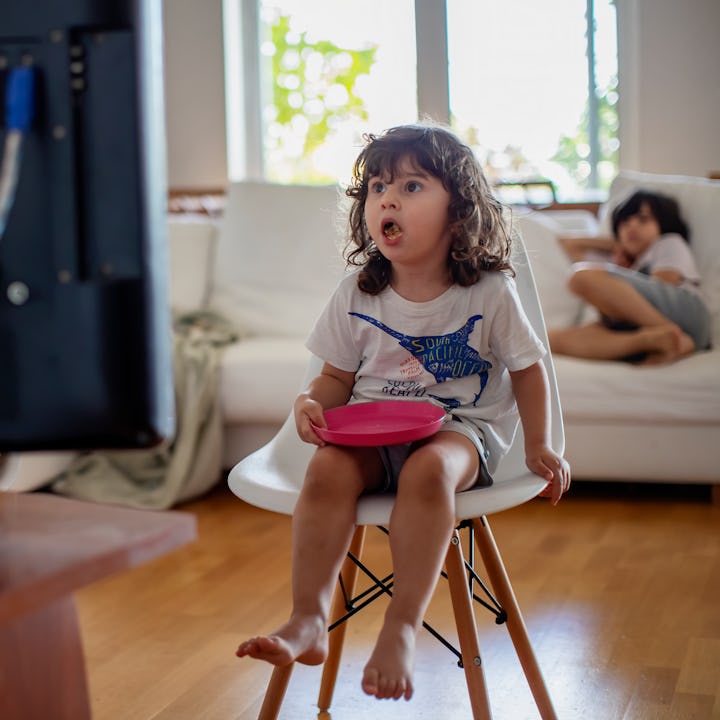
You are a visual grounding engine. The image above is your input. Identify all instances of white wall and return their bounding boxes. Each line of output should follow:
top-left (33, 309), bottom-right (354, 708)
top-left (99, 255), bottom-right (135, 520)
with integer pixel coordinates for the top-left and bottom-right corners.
top-left (616, 0), bottom-right (720, 177)
top-left (162, 0), bottom-right (720, 190)
top-left (163, 0), bottom-right (228, 190)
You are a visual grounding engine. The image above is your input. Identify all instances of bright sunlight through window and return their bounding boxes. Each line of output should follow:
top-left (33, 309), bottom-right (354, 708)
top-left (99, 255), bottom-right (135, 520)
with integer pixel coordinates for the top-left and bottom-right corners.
top-left (225, 0), bottom-right (617, 199)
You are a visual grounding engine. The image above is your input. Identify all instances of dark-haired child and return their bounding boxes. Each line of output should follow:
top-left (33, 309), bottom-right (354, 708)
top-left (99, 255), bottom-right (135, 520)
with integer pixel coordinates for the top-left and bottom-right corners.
top-left (549, 189), bottom-right (711, 363)
top-left (237, 124), bottom-right (570, 701)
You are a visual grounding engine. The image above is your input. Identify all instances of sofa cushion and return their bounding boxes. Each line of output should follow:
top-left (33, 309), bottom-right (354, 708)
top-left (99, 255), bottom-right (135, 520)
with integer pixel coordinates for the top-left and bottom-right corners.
top-left (219, 337), bottom-right (311, 423)
top-left (553, 348), bottom-right (720, 423)
top-left (210, 182), bottom-right (348, 338)
top-left (514, 211), bottom-right (587, 329)
top-left (167, 217), bottom-right (218, 313)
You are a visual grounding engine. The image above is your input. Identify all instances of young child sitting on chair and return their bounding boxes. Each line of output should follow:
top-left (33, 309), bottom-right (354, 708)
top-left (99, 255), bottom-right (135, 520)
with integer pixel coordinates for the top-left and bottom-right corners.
top-left (236, 124), bottom-right (571, 702)
top-left (548, 189), bottom-right (711, 363)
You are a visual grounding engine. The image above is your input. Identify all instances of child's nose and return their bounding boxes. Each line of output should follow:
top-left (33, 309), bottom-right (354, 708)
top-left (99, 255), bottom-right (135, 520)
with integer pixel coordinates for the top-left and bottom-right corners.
top-left (381, 189), bottom-right (399, 208)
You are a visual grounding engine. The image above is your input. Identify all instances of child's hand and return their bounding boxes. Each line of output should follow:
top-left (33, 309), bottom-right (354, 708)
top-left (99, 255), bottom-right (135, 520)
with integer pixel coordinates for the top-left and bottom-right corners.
top-left (611, 244), bottom-right (634, 268)
top-left (294, 393), bottom-right (327, 446)
top-left (525, 444), bottom-right (571, 505)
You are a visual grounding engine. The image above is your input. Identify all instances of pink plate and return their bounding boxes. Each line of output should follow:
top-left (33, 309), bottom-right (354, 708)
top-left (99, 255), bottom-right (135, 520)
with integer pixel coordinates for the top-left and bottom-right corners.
top-left (313, 400), bottom-right (448, 447)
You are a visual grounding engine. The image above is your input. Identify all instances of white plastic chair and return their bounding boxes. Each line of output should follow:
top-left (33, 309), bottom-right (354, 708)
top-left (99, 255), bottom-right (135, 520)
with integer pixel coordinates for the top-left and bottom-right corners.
top-left (228, 232), bottom-right (564, 720)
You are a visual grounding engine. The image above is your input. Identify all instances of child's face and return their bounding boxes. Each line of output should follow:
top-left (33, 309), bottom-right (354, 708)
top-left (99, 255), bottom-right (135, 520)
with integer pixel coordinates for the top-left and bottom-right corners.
top-left (364, 157), bottom-right (452, 272)
top-left (616, 202), bottom-right (661, 260)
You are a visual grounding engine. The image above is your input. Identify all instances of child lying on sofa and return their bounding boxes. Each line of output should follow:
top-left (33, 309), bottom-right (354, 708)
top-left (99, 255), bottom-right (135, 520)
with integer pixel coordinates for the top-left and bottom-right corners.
top-left (547, 189), bottom-right (711, 364)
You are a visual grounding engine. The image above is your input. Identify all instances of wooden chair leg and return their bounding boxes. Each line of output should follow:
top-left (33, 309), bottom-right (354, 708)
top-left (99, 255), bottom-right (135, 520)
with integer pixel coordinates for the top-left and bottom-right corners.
top-left (445, 530), bottom-right (493, 720)
top-left (473, 516), bottom-right (558, 720)
top-left (258, 664), bottom-right (294, 720)
top-left (317, 525), bottom-right (367, 712)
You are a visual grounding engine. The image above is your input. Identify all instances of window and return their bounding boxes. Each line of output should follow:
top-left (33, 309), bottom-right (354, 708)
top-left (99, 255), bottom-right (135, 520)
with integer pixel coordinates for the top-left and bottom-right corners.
top-left (224, 0), bottom-right (417, 184)
top-left (447, 0), bottom-right (617, 199)
top-left (225, 0), bottom-right (617, 198)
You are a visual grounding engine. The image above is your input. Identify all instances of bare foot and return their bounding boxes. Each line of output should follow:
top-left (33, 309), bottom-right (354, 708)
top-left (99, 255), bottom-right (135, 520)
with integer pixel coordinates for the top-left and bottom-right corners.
top-left (641, 325), bottom-right (695, 365)
top-left (236, 614), bottom-right (327, 666)
top-left (361, 621), bottom-right (416, 701)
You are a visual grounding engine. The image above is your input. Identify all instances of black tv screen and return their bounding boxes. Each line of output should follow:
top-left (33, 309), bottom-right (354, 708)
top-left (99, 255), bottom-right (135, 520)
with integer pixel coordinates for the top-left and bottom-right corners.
top-left (0, 0), bottom-right (173, 450)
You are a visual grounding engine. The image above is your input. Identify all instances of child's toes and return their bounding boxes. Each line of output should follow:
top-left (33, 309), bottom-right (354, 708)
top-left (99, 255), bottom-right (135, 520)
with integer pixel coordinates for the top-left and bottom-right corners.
top-left (361, 667), bottom-right (380, 697)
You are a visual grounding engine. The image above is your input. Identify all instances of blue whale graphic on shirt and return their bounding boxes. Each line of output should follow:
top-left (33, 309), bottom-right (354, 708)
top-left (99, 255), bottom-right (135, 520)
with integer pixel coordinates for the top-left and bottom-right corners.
top-left (349, 312), bottom-right (492, 405)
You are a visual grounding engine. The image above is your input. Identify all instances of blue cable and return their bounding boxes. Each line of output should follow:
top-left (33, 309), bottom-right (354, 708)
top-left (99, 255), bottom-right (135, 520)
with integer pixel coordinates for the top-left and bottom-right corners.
top-left (1, 65), bottom-right (36, 239)
top-left (5, 65), bottom-right (36, 130)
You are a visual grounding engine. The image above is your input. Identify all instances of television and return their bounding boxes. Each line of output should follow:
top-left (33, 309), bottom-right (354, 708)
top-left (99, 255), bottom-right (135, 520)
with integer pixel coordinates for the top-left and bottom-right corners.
top-left (0, 0), bottom-right (173, 450)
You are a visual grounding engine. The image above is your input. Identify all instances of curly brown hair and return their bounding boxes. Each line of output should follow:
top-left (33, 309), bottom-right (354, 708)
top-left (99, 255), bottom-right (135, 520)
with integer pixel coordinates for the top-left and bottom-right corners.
top-left (344, 124), bottom-right (513, 294)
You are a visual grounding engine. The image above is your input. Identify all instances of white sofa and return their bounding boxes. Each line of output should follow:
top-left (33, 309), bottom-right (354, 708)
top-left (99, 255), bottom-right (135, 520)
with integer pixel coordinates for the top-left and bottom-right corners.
top-left (3, 172), bottom-right (718, 497)
top-left (517, 171), bottom-right (720, 492)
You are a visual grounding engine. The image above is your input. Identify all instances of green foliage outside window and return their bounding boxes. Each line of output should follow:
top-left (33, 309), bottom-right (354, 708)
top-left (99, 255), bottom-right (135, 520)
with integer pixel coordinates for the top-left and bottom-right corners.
top-left (552, 78), bottom-right (619, 192)
top-left (264, 14), bottom-right (377, 183)
top-left (262, 12), bottom-right (617, 192)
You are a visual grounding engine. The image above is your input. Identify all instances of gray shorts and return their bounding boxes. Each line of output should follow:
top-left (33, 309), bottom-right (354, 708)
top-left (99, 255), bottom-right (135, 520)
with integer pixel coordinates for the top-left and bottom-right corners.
top-left (375, 418), bottom-right (493, 494)
top-left (603, 265), bottom-right (712, 350)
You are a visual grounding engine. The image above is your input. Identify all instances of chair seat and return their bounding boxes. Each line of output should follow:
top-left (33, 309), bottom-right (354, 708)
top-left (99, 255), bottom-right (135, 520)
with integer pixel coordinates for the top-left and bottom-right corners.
top-left (227, 417), bottom-right (548, 526)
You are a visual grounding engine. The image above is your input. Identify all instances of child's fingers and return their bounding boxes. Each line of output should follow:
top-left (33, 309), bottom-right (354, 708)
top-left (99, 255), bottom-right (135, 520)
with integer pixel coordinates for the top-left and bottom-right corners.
top-left (532, 455), bottom-right (570, 505)
top-left (551, 476), bottom-right (563, 505)
top-left (551, 460), bottom-right (571, 505)
top-left (528, 456), bottom-right (554, 482)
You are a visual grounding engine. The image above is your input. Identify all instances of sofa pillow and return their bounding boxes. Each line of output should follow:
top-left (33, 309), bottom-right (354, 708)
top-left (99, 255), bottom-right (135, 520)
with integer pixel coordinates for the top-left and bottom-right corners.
top-left (514, 211), bottom-right (587, 329)
top-left (210, 182), bottom-right (348, 338)
top-left (167, 217), bottom-right (218, 313)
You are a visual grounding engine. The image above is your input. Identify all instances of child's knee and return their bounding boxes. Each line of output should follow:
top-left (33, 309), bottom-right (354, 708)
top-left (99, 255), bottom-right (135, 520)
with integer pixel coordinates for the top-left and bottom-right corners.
top-left (567, 266), bottom-right (607, 296)
top-left (398, 450), bottom-right (457, 501)
top-left (304, 446), bottom-right (381, 499)
top-left (304, 448), bottom-right (348, 496)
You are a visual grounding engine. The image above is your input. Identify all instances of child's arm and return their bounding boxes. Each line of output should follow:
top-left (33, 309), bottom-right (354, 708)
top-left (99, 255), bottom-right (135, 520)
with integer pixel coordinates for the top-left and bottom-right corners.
top-left (509, 361), bottom-right (571, 505)
top-left (651, 268), bottom-right (684, 285)
top-left (558, 233), bottom-right (615, 263)
top-left (294, 362), bottom-right (356, 446)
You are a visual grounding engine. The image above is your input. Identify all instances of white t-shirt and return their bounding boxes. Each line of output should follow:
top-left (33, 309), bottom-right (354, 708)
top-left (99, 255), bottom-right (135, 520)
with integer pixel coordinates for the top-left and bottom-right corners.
top-left (632, 233), bottom-right (702, 296)
top-left (306, 271), bottom-right (546, 473)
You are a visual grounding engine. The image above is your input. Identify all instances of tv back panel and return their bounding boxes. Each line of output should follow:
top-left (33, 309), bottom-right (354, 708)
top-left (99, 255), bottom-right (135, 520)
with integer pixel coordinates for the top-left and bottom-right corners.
top-left (0, 0), bottom-right (173, 450)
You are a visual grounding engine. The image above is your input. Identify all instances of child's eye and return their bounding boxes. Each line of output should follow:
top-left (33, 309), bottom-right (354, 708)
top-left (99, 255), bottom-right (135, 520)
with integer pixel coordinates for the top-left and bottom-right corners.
top-left (370, 180), bottom-right (386, 194)
top-left (406, 180), bottom-right (422, 193)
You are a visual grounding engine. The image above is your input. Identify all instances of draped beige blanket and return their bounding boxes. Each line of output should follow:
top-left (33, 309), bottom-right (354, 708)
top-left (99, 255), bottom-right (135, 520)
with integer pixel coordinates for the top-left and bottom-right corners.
top-left (51, 312), bottom-right (239, 509)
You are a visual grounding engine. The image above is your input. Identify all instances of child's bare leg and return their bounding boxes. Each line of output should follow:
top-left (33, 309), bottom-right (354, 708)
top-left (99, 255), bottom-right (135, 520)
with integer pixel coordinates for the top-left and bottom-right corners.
top-left (568, 266), bottom-right (675, 328)
top-left (548, 321), bottom-right (693, 361)
top-left (362, 434), bottom-right (478, 701)
top-left (237, 445), bottom-right (384, 666)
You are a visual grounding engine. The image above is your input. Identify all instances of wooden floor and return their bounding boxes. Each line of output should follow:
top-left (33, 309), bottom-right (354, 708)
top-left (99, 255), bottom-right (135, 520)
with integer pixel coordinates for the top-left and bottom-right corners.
top-left (76, 482), bottom-right (720, 720)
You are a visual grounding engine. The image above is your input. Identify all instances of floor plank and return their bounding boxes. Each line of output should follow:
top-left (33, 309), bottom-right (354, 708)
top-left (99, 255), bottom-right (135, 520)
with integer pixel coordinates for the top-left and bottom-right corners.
top-left (76, 481), bottom-right (720, 720)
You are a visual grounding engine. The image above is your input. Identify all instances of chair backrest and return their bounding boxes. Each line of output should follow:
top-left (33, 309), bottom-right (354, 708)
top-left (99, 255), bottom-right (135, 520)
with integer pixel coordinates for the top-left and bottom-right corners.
top-left (229, 228), bottom-right (564, 513)
top-left (495, 226), bottom-right (565, 481)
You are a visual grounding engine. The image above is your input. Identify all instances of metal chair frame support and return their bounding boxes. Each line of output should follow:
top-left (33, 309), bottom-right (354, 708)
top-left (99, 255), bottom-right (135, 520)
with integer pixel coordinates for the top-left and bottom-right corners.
top-left (328, 521), bottom-right (506, 668)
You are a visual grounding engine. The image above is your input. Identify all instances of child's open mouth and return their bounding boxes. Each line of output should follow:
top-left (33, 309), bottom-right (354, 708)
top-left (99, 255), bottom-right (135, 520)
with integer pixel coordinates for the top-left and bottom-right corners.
top-left (383, 221), bottom-right (401, 240)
